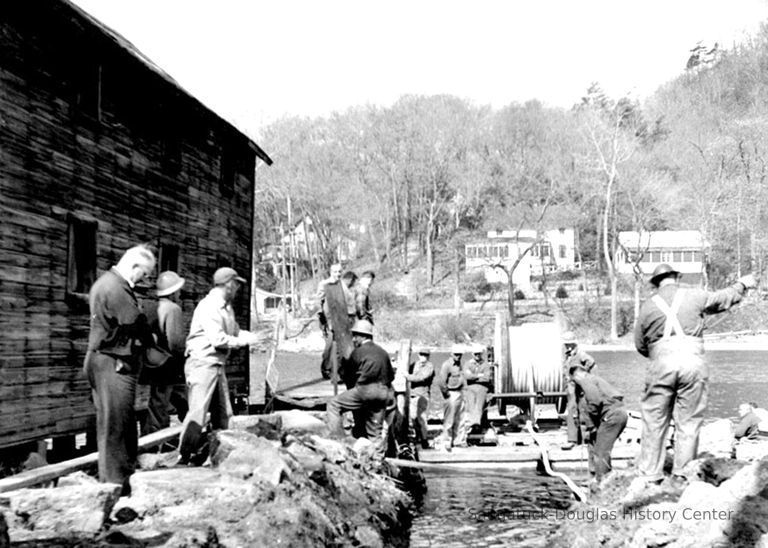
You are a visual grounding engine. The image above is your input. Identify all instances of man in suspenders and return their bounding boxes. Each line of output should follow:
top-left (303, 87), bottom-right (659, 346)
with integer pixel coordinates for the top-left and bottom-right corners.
top-left (633, 263), bottom-right (757, 488)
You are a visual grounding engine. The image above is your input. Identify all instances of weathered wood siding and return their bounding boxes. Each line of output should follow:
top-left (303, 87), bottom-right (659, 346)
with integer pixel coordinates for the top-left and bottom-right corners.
top-left (0, 1), bottom-right (259, 448)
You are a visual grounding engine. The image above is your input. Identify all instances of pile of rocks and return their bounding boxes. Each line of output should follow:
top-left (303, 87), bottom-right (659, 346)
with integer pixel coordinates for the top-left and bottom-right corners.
top-left (0, 411), bottom-right (412, 547)
top-left (549, 455), bottom-right (768, 548)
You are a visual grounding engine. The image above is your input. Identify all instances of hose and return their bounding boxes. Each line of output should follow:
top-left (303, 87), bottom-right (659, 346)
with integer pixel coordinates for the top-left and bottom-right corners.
top-left (525, 421), bottom-right (587, 502)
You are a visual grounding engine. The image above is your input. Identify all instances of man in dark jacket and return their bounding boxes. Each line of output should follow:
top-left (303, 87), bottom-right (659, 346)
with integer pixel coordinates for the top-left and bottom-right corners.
top-left (632, 263), bottom-right (757, 489)
top-left (326, 319), bottom-right (395, 448)
top-left (569, 365), bottom-right (627, 481)
top-left (141, 270), bottom-right (188, 435)
top-left (84, 245), bottom-right (156, 494)
top-left (317, 263), bottom-right (353, 381)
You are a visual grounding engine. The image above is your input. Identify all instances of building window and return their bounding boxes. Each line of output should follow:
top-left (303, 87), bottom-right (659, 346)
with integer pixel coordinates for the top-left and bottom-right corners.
top-left (559, 245), bottom-right (566, 259)
top-left (158, 243), bottom-right (179, 273)
top-left (673, 251), bottom-right (683, 262)
top-left (67, 215), bottom-right (98, 296)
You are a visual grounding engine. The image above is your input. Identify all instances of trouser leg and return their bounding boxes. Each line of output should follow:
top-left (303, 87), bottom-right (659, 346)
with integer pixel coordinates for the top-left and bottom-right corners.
top-left (593, 407), bottom-right (628, 480)
top-left (86, 352), bottom-right (138, 491)
top-left (566, 381), bottom-right (580, 444)
top-left (209, 368), bottom-right (232, 430)
top-left (441, 391), bottom-right (460, 444)
top-left (320, 335), bottom-right (335, 379)
top-left (465, 385), bottom-right (486, 427)
top-left (169, 383), bottom-right (189, 422)
top-left (411, 395), bottom-right (429, 442)
top-left (453, 392), bottom-right (467, 445)
top-left (638, 360), bottom-right (676, 481)
top-left (326, 386), bottom-right (365, 437)
top-left (179, 363), bottom-right (221, 460)
top-left (672, 366), bottom-right (708, 475)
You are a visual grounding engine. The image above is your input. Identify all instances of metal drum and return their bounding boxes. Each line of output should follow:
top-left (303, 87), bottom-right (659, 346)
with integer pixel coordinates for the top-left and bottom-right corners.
top-left (494, 313), bottom-right (566, 415)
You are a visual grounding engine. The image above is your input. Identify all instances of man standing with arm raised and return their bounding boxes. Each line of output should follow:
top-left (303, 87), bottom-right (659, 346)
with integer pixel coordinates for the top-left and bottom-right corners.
top-left (631, 264), bottom-right (757, 491)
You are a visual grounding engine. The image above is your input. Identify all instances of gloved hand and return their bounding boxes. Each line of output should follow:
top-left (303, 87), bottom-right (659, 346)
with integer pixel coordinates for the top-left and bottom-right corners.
top-left (738, 274), bottom-right (759, 290)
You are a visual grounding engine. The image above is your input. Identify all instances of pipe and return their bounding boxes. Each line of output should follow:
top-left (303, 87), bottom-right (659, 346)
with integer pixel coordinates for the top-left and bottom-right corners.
top-left (525, 421), bottom-right (587, 502)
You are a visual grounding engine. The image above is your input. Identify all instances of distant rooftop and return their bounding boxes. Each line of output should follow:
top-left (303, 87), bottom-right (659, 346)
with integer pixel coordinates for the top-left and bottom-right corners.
top-left (618, 230), bottom-right (707, 249)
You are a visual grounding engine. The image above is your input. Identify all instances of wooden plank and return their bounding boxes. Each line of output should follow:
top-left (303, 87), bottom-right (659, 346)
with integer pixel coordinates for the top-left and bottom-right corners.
top-left (0, 426), bottom-right (182, 493)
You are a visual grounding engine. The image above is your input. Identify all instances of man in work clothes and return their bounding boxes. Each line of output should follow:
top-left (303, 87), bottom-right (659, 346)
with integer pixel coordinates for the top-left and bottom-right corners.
top-left (317, 263), bottom-right (353, 381)
top-left (326, 320), bottom-right (395, 453)
top-left (569, 364), bottom-right (627, 482)
top-left (84, 245), bottom-right (156, 493)
top-left (632, 263), bottom-right (757, 488)
top-left (355, 270), bottom-right (376, 324)
top-left (734, 402), bottom-right (761, 441)
top-left (462, 345), bottom-right (493, 434)
top-left (561, 331), bottom-right (596, 450)
top-left (141, 271), bottom-right (188, 435)
top-left (436, 345), bottom-right (467, 451)
top-left (405, 348), bottom-right (435, 449)
top-left (179, 267), bottom-right (261, 464)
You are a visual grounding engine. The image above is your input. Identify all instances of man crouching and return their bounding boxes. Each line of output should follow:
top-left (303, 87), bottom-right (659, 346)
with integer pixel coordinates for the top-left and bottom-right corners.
top-left (326, 320), bottom-right (395, 455)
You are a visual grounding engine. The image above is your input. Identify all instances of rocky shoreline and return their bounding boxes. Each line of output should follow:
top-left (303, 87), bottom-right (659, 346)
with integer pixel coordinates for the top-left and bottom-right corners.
top-left (0, 411), bottom-right (412, 547)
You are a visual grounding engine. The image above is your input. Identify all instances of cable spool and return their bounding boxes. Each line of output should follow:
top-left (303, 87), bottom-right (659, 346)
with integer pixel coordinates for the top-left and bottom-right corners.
top-left (494, 315), bottom-right (565, 414)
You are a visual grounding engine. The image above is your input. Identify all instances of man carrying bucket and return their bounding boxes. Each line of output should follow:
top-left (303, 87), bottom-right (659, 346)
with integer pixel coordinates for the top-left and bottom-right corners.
top-left (631, 264), bottom-right (757, 492)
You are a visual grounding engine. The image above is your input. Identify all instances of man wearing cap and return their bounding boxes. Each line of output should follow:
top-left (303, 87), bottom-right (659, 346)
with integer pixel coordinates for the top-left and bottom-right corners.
top-left (84, 245), bottom-right (156, 493)
top-left (405, 348), bottom-right (435, 449)
top-left (179, 266), bottom-right (261, 464)
top-left (326, 319), bottom-right (395, 452)
top-left (140, 271), bottom-right (188, 435)
top-left (462, 345), bottom-right (493, 434)
top-left (569, 364), bottom-right (627, 483)
top-left (561, 331), bottom-right (596, 450)
top-left (631, 263), bottom-right (757, 490)
top-left (436, 345), bottom-right (468, 450)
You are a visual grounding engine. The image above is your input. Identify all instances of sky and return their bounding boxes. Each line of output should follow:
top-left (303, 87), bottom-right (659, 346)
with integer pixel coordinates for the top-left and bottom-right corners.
top-left (71, 0), bottom-right (768, 139)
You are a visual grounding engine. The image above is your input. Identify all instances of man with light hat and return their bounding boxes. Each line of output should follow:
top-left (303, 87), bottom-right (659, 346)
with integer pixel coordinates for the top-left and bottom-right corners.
top-left (141, 271), bottom-right (189, 435)
top-left (436, 344), bottom-right (468, 450)
top-left (326, 319), bottom-right (395, 452)
top-left (405, 347), bottom-right (435, 449)
top-left (561, 330), bottom-right (595, 450)
top-left (462, 344), bottom-right (493, 433)
top-left (631, 263), bottom-right (757, 491)
top-left (179, 266), bottom-right (261, 465)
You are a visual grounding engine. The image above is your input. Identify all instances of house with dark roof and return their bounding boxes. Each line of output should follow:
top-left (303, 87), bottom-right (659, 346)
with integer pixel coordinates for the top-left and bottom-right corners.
top-left (0, 0), bottom-right (272, 451)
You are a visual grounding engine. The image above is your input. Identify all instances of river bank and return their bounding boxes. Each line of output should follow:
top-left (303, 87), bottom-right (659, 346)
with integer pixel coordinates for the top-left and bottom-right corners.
top-left (0, 411), bottom-right (412, 547)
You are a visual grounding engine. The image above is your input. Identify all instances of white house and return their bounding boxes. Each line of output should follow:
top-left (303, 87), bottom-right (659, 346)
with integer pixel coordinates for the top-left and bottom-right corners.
top-left (616, 230), bottom-right (708, 282)
top-left (464, 228), bottom-right (578, 293)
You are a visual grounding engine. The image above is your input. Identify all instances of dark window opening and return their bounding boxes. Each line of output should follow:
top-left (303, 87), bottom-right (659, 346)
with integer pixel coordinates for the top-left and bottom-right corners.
top-left (67, 215), bottom-right (98, 296)
top-left (159, 243), bottom-right (180, 273)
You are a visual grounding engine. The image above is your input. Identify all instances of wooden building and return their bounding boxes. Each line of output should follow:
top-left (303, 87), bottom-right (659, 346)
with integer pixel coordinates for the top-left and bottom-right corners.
top-left (0, 1), bottom-right (272, 450)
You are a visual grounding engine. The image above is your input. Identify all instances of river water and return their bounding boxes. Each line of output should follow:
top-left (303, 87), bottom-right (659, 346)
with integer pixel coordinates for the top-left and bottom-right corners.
top-left (407, 349), bottom-right (768, 546)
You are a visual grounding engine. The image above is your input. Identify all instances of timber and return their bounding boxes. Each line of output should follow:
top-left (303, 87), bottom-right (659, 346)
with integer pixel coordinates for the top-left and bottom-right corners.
top-left (0, 426), bottom-right (182, 493)
top-left (0, 0), bottom-right (272, 449)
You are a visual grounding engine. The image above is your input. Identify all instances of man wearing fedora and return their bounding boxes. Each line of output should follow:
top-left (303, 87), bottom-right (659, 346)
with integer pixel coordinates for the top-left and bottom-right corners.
top-left (326, 319), bottom-right (395, 450)
top-left (631, 263), bottom-right (757, 492)
top-left (84, 244), bottom-right (157, 494)
top-left (141, 271), bottom-right (189, 436)
top-left (179, 266), bottom-right (261, 465)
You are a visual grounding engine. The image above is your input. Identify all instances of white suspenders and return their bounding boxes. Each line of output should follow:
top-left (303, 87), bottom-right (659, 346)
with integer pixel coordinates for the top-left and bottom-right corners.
top-left (651, 289), bottom-right (686, 338)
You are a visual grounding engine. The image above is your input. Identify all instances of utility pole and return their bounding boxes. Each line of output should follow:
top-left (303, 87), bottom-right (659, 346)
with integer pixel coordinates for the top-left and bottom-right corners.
top-left (286, 196), bottom-right (297, 313)
top-left (279, 223), bottom-right (288, 339)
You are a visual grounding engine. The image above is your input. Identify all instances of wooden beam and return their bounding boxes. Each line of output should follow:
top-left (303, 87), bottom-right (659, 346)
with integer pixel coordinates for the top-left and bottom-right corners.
top-left (0, 426), bottom-right (181, 493)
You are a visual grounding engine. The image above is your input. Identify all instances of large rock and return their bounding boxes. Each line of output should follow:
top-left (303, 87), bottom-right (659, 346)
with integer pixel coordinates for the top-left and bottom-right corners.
top-left (229, 414), bottom-right (283, 440)
top-left (274, 410), bottom-right (330, 436)
top-left (210, 430), bottom-right (290, 486)
top-left (0, 481), bottom-right (121, 538)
